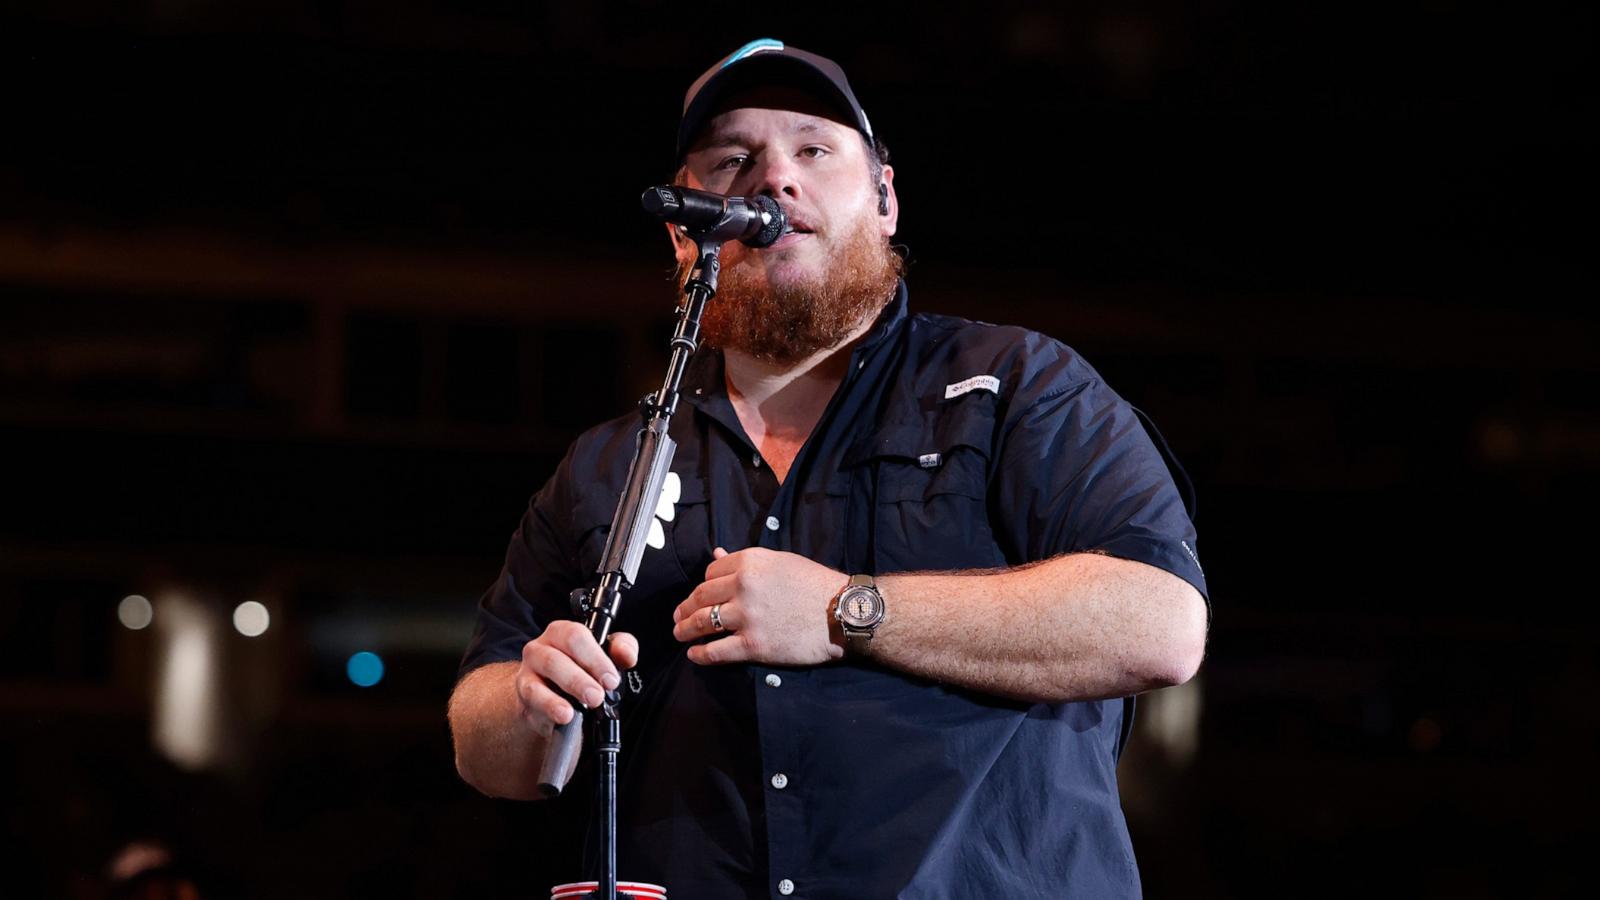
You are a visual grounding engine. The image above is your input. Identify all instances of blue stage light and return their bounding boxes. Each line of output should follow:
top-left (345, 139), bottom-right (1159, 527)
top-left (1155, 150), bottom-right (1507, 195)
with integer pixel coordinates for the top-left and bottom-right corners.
top-left (346, 651), bottom-right (385, 687)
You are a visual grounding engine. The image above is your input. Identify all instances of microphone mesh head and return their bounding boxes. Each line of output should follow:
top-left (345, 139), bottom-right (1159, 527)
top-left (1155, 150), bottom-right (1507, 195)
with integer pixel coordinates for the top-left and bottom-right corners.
top-left (746, 195), bottom-right (787, 248)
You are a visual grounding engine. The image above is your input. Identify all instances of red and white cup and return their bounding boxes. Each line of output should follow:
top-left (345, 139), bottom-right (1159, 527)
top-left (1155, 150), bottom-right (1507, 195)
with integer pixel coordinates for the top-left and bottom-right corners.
top-left (550, 881), bottom-right (667, 900)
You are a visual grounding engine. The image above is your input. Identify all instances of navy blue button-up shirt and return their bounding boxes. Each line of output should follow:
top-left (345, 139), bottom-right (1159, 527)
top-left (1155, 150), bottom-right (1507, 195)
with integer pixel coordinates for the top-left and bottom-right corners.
top-left (461, 280), bottom-right (1207, 899)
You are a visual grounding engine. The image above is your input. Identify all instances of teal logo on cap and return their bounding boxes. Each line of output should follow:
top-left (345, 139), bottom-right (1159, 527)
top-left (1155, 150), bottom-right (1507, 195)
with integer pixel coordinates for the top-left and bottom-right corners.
top-left (723, 38), bottom-right (784, 67)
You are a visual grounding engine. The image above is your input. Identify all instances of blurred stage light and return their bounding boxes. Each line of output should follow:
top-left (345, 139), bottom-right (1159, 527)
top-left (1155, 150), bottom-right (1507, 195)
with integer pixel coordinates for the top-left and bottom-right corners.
top-left (232, 600), bottom-right (270, 637)
top-left (347, 651), bottom-right (385, 687)
top-left (118, 594), bottom-right (154, 630)
top-left (153, 593), bottom-right (222, 770)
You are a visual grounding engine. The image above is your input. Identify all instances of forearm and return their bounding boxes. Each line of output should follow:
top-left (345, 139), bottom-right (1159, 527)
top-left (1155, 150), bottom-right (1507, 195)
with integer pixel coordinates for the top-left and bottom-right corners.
top-left (868, 553), bottom-right (1208, 704)
top-left (447, 661), bottom-right (572, 800)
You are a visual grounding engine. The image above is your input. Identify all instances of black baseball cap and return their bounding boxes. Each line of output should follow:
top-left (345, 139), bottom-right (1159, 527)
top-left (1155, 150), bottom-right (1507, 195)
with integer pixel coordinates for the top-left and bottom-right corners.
top-left (676, 38), bottom-right (875, 164)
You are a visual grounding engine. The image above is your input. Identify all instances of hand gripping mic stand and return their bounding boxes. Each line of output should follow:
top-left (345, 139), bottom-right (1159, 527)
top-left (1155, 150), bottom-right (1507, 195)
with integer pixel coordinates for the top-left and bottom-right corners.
top-left (539, 188), bottom-right (779, 900)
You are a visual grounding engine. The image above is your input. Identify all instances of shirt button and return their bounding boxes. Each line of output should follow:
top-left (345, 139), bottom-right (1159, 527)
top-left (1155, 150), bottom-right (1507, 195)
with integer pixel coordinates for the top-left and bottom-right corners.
top-left (752, 453), bottom-right (762, 468)
top-left (770, 773), bottom-right (789, 790)
top-left (778, 879), bottom-right (795, 895)
top-left (765, 516), bottom-right (780, 531)
top-left (765, 673), bottom-right (782, 688)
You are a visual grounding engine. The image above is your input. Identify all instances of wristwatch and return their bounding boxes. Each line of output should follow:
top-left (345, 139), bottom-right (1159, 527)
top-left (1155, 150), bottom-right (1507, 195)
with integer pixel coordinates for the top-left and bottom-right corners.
top-left (833, 574), bottom-right (887, 646)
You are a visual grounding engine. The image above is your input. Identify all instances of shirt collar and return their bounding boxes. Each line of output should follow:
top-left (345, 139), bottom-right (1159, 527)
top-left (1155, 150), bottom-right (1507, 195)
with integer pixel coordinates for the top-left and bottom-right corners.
top-left (850, 277), bottom-right (910, 360)
top-left (680, 277), bottom-right (910, 411)
top-left (680, 338), bottom-right (732, 421)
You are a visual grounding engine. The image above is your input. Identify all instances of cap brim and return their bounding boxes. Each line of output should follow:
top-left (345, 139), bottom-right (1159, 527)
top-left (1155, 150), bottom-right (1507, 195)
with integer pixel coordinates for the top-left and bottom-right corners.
top-left (676, 54), bottom-right (869, 163)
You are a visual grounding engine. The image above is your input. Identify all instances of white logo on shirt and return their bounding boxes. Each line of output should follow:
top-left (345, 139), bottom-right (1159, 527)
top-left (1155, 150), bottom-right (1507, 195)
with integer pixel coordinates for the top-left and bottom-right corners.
top-left (645, 472), bottom-right (681, 550)
top-left (944, 375), bottom-right (1001, 399)
top-left (1181, 540), bottom-right (1203, 574)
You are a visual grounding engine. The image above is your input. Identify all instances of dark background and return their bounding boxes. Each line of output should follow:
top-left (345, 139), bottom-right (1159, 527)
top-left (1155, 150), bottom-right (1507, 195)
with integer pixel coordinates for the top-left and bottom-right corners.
top-left (2, 2), bottom-right (1594, 898)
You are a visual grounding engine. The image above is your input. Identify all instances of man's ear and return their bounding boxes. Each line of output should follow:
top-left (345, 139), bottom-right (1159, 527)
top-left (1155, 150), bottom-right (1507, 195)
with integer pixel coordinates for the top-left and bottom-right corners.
top-left (878, 165), bottom-right (899, 238)
top-left (669, 220), bottom-right (703, 260)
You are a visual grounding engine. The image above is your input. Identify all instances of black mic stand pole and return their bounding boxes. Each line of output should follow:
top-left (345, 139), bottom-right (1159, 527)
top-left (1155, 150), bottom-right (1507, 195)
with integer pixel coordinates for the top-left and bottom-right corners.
top-left (539, 234), bottom-right (723, 900)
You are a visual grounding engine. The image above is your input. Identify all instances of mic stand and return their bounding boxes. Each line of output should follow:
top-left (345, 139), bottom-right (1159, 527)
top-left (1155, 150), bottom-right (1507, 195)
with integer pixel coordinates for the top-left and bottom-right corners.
top-left (540, 236), bottom-right (723, 900)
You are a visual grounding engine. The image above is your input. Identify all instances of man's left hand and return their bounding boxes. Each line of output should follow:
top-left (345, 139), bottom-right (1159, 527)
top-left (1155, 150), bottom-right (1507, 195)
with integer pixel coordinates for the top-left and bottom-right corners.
top-left (672, 547), bottom-right (848, 666)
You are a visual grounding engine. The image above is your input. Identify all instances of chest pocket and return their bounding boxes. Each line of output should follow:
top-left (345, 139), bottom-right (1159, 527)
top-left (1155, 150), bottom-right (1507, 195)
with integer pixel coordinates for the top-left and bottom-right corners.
top-left (843, 396), bottom-right (1009, 574)
top-left (571, 473), bottom-right (706, 614)
top-left (571, 473), bottom-right (707, 690)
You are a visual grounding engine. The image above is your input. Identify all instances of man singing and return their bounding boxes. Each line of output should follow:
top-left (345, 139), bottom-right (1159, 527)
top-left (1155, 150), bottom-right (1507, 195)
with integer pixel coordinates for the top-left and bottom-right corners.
top-left (449, 39), bottom-right (1209, 898)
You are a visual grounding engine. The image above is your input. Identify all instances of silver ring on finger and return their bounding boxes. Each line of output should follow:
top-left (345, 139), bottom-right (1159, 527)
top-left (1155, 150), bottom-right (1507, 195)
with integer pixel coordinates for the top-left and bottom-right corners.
top-left (709, 604), bottom-right (725, 632)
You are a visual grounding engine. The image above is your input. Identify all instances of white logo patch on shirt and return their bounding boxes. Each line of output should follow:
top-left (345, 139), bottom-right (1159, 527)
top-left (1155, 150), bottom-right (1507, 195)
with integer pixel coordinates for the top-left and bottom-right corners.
top-left (918, 453), bottom-right (942, 469)
top-left (944, 375), bottom-right (1001, 399)
top-left (645, 471), bottom-right (681, 550)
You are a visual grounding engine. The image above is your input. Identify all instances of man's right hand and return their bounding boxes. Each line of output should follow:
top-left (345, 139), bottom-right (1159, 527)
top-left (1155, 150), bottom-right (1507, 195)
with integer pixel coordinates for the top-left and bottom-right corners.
top-left (516, 621), bottom-right (639, 729)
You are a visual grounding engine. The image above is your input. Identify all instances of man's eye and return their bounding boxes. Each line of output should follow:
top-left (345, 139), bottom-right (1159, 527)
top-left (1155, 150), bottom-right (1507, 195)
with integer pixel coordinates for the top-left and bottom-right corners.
top-left (716, 155), bottom-right (748, 170)
top-left (800, 146), bottom-right (829, 159)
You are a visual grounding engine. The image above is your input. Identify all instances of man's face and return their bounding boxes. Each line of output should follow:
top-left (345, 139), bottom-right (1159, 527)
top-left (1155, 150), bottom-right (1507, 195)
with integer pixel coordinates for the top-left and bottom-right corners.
top-left (677, 88), bottom-right (901, 365)
top-left (682, 92), bottom-right (898, 288)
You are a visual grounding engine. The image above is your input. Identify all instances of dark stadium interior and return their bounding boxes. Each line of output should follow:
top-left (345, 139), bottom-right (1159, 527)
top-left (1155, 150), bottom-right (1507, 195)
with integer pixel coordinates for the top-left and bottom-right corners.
top-left (1, 2), bottom-right (1593, 897)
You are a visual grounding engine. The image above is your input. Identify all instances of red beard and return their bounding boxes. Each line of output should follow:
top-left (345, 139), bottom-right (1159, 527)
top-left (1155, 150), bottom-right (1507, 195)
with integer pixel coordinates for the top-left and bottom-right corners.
top-left (695, 213), bottom-right (903, 366)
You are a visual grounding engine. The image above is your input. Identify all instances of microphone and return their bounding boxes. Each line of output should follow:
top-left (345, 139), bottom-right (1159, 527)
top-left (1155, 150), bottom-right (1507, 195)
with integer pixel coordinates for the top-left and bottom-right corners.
top-left (641, 186), bottom-right (787, 248)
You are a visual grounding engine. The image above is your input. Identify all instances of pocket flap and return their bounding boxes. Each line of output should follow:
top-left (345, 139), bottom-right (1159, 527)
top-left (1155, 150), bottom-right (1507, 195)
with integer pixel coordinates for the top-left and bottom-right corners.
top-left (842, 395), bottom-right (998, 467)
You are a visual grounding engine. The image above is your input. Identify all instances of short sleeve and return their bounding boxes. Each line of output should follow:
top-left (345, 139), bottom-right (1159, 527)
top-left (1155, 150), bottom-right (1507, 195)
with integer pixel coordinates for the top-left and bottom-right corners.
top-left (457, 445), bottom-right (586, 679)
top-left (992, 369), bottom-right (1209, 603)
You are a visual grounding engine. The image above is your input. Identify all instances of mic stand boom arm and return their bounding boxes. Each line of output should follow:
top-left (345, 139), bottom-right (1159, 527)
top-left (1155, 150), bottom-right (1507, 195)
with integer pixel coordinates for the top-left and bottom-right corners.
top-left (537, 237), bottom-right (723, 900)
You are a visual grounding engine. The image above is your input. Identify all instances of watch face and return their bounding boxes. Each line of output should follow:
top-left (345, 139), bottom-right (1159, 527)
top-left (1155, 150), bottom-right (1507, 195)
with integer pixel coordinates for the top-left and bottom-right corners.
top-left (840, 586), bottom-right (884, 628)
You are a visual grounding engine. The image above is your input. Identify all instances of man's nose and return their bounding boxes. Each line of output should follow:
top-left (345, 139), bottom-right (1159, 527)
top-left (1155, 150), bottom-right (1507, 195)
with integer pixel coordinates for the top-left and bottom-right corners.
top-left (748, 152), bottom-right (802, 200)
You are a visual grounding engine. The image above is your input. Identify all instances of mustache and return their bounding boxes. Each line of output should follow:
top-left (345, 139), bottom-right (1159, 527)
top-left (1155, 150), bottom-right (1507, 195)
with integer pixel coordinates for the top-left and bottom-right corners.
top-left (697, 216), bottom-right (902, 366)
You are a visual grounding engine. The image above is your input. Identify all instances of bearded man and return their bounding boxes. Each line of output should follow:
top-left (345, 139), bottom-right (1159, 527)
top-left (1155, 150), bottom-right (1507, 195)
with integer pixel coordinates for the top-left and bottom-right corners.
top-left (449, 40), bottom-right (1210, 899)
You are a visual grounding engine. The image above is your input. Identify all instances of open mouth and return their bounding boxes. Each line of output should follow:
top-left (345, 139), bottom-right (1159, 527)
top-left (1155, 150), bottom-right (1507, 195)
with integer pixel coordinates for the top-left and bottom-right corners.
top-left (763, 227), bottom-right (812, 250)
top-left (782, 213), bottom-right (814, 236)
